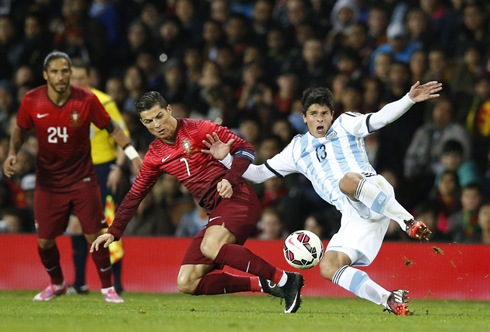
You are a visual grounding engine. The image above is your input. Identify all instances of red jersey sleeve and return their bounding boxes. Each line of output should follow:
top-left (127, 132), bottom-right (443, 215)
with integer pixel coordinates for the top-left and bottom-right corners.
top-left (198, 121), bottom-right (255, 186)
top-left (108, 151), bottom-right (163, 240)
top-left (17, 95), bottom-right (34, 130)
top-left (88, 94), bottom-right (111, 129)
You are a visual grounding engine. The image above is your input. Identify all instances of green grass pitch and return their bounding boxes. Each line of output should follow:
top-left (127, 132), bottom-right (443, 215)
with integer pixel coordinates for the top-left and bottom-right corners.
top-left (1, 291), bottom-right (489, 332)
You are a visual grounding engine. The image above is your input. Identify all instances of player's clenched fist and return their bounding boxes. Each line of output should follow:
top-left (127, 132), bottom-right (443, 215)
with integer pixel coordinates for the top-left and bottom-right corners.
top-left (3, 155), bottom-right (17, 178)
top-left (217, 179), bottom-right (233, 198)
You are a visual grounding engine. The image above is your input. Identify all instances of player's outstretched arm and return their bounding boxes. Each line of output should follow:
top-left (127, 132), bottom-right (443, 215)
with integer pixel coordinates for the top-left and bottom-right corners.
top-left (90, 233), bottom-right (115, 252)
top-left (366, 81), bottom-right (442, 133)
top-left (408, 81), bottom-right (442, 102)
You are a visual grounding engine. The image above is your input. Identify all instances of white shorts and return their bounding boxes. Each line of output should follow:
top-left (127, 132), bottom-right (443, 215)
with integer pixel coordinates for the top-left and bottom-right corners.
top-left (326, 175), bottom-right (394, 266)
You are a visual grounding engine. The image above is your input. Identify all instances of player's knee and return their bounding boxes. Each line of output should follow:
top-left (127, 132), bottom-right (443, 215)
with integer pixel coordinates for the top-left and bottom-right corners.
top-left (38, 238), bottom-right (56, 249)
top-left (339, 172), bottom-right (362, 196)
top-left (200, 240), bottom-right (219, 261)
top-left (319, 258), bottom-right (337, 281)
top-left (176, 274), bottom-right (197, 294)
top-left (177, 279), bottom-right (194, 294)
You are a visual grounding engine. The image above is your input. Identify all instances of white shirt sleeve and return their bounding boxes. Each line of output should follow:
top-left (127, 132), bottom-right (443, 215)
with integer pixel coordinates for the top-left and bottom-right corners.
top-left (218, 140), bottom-right (299, 183)
top-left (263, 140), bottom-right (298, 178)
top-left (339, 93), bottom-right (416, 137)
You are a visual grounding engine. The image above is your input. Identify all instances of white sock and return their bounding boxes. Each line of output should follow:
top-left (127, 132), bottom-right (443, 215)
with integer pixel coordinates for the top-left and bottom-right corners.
top-left (332, 265), bottom-right (390, 306)
top-left (54, 281), bottom-right (66, 289)
top-left (277, 272), bottom-right (288, 287)
top-left (101, 286), bottom-right (115, 294)
top-left (355, 178), bottom-right (412, 230)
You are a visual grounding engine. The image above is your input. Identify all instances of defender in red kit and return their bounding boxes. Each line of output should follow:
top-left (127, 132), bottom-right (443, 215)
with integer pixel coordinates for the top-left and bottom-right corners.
top-left (91, 91), bottom-right (304, 313)
top-left (3, 51), bottom-right (139, 303)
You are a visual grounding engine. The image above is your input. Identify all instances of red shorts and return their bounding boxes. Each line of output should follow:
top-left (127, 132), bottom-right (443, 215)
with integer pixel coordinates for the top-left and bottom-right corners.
top-left (34, 185), bottom-right (106, 239)
top-left (182, 183), bottom-right (261, 266)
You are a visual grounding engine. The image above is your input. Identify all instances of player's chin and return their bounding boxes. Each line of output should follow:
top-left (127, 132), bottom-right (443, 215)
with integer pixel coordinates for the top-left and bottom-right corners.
top-left (55, 86), bottom-right (68, 93)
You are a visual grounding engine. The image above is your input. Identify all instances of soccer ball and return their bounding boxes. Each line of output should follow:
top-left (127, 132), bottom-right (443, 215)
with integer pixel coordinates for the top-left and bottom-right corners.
top-left (283, 230), bottom-right (324, 270)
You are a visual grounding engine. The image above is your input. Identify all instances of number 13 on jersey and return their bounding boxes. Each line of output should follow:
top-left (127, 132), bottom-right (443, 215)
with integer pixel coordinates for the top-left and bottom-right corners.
top-left (47, 126), bottom-right (69, 143)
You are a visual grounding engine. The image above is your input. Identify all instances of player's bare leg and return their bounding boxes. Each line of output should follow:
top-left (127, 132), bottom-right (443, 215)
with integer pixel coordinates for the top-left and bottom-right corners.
top-left (85, 231), bottom-right (123, 303)
top-left (339, 172), bottom-right (431, 240)
top-left (320, 250), bottom-right (410, 315)
top-left (33, 238), bottom-right (68, 301)
top-left (199, 224), bottom-right (304, 313)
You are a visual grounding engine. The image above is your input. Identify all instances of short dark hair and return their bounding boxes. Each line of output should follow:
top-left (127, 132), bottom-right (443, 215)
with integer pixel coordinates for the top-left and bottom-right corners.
top-left (301, 87), bottom-right (334, 114)
top-left (43, 51), bottom-right (71, 71)
top-left (463, 183), bottom-right (482, 194)
top-left (135, 91), bottom-right (168, 113)
top-left (442, 140), bottom-right (463, 155)
top-left (71, 58), bottom-right (91, 75)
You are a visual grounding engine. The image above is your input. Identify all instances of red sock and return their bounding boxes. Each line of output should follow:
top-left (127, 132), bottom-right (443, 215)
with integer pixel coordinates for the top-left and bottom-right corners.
top-left (38, 245), bottom-right (64, 285)
top-left (250, 276), bottom-right (261, 292)
top-left (214, 244), bottom-right (284, 284)
top-left (193, 270), bottom-right (252, 295)
top-left (91, 246), bottom-right (113, 289)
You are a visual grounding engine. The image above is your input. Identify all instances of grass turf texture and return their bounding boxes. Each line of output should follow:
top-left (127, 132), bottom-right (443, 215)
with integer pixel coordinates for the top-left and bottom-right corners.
top-left (1, 291), bottom-right (489, 332)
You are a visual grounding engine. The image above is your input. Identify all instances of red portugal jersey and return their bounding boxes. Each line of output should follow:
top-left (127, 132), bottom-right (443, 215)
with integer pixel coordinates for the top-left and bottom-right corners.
top-left (17, 85), bottom-right (111, 192)
top-left (109, 118), bottom-right (255, 239)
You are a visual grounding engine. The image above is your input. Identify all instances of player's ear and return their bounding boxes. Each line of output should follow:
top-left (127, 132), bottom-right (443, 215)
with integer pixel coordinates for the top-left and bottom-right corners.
top-left (302, 113), bottom-right (307, 123)
top-left (166, 104), bottom-right (172, 114)
top-left (42, 71), bottom-right (48, 81)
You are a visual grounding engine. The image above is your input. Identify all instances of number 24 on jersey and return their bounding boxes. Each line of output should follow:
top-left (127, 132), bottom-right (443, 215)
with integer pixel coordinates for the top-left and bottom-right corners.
top-left (47, 126), bottom-right (69, 143)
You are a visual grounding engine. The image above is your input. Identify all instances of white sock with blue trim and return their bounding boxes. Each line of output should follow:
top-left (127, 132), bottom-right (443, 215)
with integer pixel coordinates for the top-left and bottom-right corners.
top-left (332, 265), bottom-right (390, 305)
top-left (354, 179), bottom-right (412, 230)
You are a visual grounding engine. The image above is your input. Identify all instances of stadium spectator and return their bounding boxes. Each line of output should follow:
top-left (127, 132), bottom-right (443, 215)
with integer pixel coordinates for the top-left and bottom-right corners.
top-left (258, 207), bottom-right (287, 240)
top-left (423, 47), bottom-right (474, 95)
top-left (362, 77), bottom-right (384, 113)
top-left (303, 212), bottom-right (331, 239)
top-left (124, 191), bottom-right (174, 236)
top-left (478, 201), bottom-right (490, 244)
top-left (105, 77), bottom-right (127, 112)
top-left (429, 170), bottom-right (461, 234)
top-left (370, 22), bottom-right (421, 74)
top-left (434, 140), bottom-right (481, 188)
top-left (404, 97), bottom-right (471, 178)
top-left (367, 6), bottom-right (388, 47)
top-left (448, 183), bottom-right (483, 243)
top-left (175, 200), bottom-right (208, 238)
top-left (122, 65), bottom-right (147, 113)
top-left (373, 52), bottom-right (392, 83)
top-left (156, 16), bottom-right (187, 63)
top-left (251, 0), bottom-right (274, 47)
top-left (409, 50), bottom-right (428, 85)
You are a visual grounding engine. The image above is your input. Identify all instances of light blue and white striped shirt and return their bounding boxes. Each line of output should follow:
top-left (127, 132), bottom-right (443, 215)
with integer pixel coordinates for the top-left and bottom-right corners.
top-left (264, 112), bottom-right (377, 211)
top-left (223, 94), bottom-right (416, 212)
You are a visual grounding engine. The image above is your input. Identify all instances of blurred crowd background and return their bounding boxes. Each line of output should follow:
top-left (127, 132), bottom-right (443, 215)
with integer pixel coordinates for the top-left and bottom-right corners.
top-left (1, 0), bottom-right (490, 244)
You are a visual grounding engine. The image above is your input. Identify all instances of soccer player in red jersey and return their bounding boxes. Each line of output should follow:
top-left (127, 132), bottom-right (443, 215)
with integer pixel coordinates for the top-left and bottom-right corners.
top-left (3, 51), bottom-right (138, 303)
top-left (91, 91), bottom-right (304, 313)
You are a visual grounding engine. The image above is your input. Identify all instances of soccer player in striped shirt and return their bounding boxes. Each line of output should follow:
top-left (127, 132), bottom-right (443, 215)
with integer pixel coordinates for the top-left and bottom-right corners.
top-left (91, 91), bottom-right (304, 313)
top-left (204, 81), bottom-right (442, 315)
